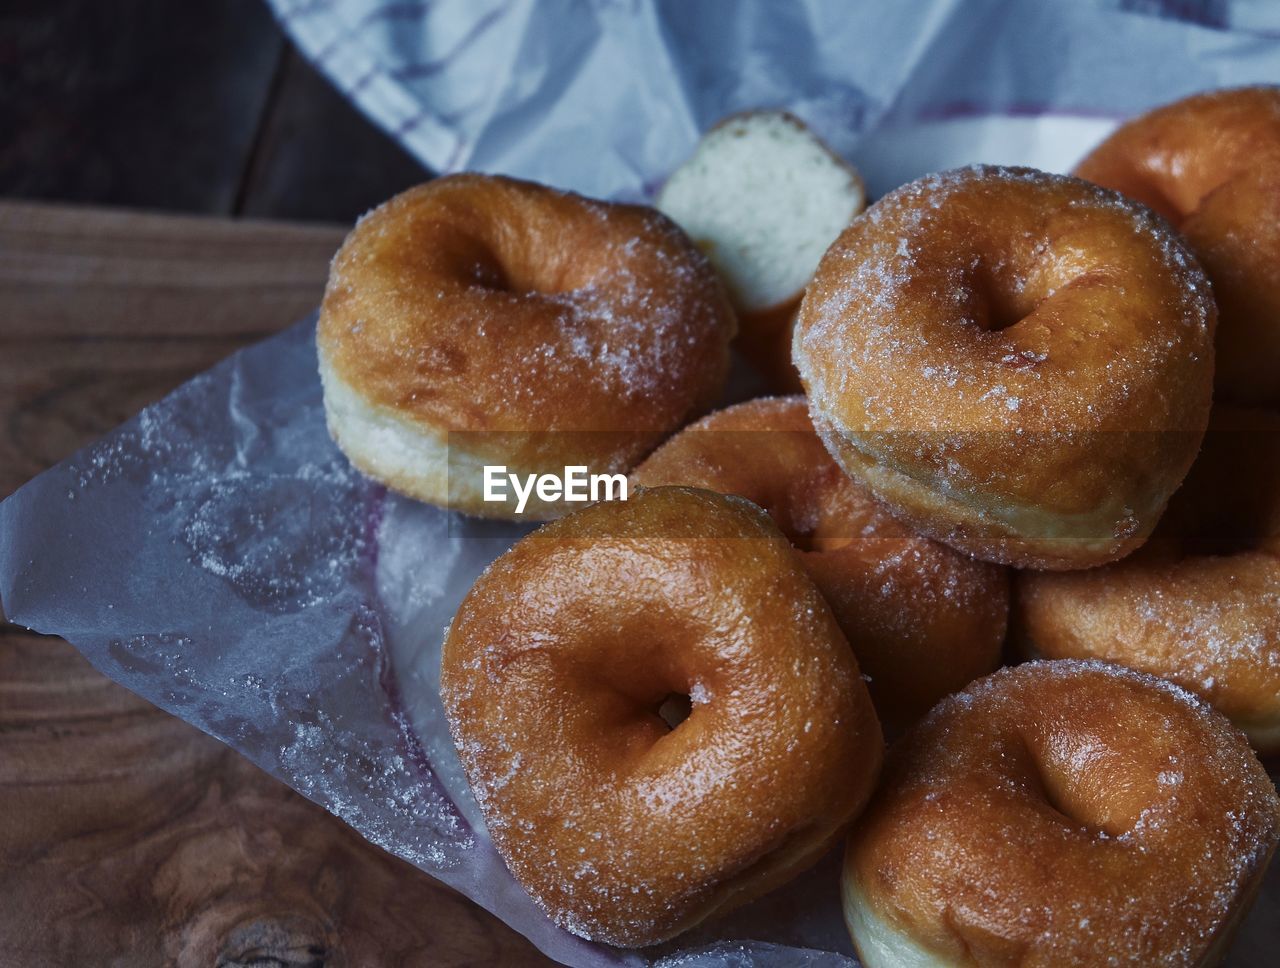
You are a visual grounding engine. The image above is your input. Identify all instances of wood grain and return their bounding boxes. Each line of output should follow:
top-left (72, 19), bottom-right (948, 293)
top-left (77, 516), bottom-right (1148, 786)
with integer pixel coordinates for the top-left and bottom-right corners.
top-left (0, 201), bottom-right (344, 492)
top-left (0, 0), bottom-right (282, 214)
top-left (0, 200), bottom-right (550, 966)
top-left (236, 48), bottom-right (430, 222)
top-left (0, 1), bottom-right (429, 226)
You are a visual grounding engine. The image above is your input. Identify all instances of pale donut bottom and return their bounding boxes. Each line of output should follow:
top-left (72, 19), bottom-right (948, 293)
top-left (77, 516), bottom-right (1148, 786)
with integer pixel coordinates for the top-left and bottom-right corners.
top-left (842, 830), bottom-right (1277, 968)
top-left (808, 412), bottom-right (1161, 571)
top-left (319, 347), bottom-right (574, 519)
top-left (842, 871), bottom-right (954, 968)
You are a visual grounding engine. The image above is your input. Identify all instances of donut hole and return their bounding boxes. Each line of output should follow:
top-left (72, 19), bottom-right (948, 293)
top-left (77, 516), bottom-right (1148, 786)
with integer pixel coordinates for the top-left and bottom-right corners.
top-left (771, 506), bottom-right (857, 553)
top-left (468, 253), bottom-right (566, 298)
top-left (732, 482), bottom-right (819, 552)
top-left (656, 692), bottom-right (693, 730)
top-left (571, 634), bottom-right (701, 741)
top-left (608, 673), bottom-right (696, 735)
top-left (977, 282), bottom-right (1031, 333)
top-left (464, 234), bottom-right (588, 298)
top-left (778, 519), bottom-right (820, 552)
top-left (795, 511), bottom-right (864, 553)
top-left (807, 533), bottom-right (854, 553)
top-left (1025, 759), bottom-right (1109, 837)
top-left (972, 262), bottom-right (1043, 333)
top-left (430, 226), bottom-right (549, 296)
top-left (467, 254), bottom-right (515, 293)
top-left (1020, 735), bottom-right (1134, 839)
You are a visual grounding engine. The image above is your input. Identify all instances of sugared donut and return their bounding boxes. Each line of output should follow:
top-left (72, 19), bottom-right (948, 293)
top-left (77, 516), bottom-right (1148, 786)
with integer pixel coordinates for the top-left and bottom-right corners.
top-left (441, 486), bottom-right (883, 947)
top-left (795, 165), bottom-right (1215, 570)
top-left (1015, 405), bottom-right (1280, 752)
top-left (843, 660), bottom-right (1280, 967)
top-left (318, 173), bottom-right (736, 518)
top-left (1075, 86), bottom-right (1280, 408)
top-left (630, 396), bottom-right (1008, 734)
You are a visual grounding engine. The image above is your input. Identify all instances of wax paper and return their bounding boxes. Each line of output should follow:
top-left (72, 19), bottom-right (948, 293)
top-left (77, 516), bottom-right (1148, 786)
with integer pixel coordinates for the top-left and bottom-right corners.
top-left (4, 1), bottom-right (1280, 964)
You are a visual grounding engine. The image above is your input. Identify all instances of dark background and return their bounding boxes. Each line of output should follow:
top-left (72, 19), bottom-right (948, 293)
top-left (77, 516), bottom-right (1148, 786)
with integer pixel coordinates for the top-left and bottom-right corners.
top-left (1, 0), bottom-right (428, 222)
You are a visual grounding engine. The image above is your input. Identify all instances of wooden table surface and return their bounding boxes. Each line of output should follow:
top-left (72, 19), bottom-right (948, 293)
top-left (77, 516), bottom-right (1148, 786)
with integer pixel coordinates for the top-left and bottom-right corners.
top-left (0, 200), bottom-right (552, 966)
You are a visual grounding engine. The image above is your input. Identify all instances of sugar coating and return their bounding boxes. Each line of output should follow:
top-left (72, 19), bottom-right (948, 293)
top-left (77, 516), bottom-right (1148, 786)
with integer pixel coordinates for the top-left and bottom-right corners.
top-left (630, 396), bottom-right (1008, 732)
top-left (1016, 405), bottom-right (1280, 744)
top-left (1074, 87), bottom-right (1280, 410)
top-left (790, 164), bottom-right (1216, 568)
top-left (1022, 563), bottom-right (1280, 735)
top-left (848, 658), bottom-right (1280, 966)
top-left (537, 229), bottom-right (716, 404)
top-left (439, 488), bottom-right (881, 947)
top-left (1129, 582), bottom-right (1280, 690)
top-left (797, 164), bottom-right (1213, 437)
top-left (320, 176), bottom-right (734, 445)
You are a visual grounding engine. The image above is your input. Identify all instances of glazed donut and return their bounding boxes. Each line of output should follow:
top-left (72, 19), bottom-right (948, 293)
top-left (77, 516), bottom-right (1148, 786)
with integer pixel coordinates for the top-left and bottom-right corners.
top-left (317, 173), bottom-right (735, 517)
top-left (795, 165), bottom-right (1215, 570)
top-left (1015, 405), bottom-right (1280, 752)
top-left (1075, 86), bottom-right (1280, 408)
top-left (630, 396), bottom-right (1008, 734)
top-left (658, 110), bottom-right (866, 392)
top-left (844, 660), bottom-right (1280, 967)
top-left (441, 486), bottom-right (883, 947)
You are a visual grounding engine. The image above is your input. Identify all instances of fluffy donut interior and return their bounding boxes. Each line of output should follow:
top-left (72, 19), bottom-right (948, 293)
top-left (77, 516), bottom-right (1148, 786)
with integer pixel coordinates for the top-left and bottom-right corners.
top-left (658, 111), bottom-right (865, 313)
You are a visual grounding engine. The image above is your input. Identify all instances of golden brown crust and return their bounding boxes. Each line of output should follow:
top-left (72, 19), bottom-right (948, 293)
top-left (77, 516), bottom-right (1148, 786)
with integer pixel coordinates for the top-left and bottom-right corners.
top-left (845, 660), bottom-right (1280, 966)
top-left (1014, 406), bottom-right (1280, 751)
top-left (631, 396), bottom-right (1007, 734)
top-left (1074, 86), bottom-right (1280, 408)
top-left (317, 173), bottom-right (736, 513)
top-left (795, 165), bottom-right (1215, 570)
top-left (441, 487), bottom-right (883, 947)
